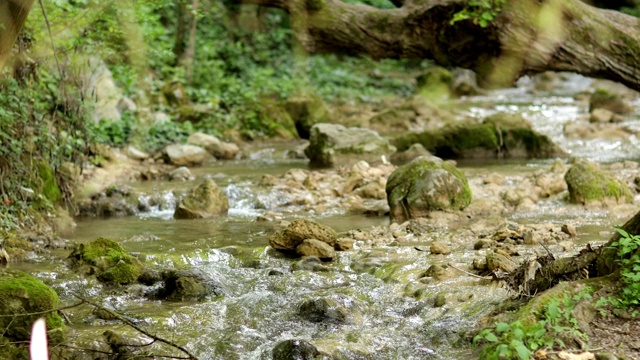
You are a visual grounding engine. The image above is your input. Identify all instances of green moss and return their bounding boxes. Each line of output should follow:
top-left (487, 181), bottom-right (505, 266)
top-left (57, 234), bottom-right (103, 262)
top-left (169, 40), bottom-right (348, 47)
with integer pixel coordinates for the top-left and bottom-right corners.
top-left (565, 162), bottom-right (632, 204)
top-left (0, 270), bottom-right (64, 342)
top-left (259, 99), bottom-right (298, 139)
top-left (36, 162), bottom-right (62, 204)
top-left (69, 237), bottom-right (143, 285)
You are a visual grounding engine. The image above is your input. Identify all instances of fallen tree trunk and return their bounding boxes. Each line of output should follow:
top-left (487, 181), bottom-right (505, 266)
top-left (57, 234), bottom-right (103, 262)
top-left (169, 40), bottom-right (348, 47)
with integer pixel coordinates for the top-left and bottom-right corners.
top-left (505, 210), bottom-right (640, 296)
top-left (235, 0), bottom-right (640, 91)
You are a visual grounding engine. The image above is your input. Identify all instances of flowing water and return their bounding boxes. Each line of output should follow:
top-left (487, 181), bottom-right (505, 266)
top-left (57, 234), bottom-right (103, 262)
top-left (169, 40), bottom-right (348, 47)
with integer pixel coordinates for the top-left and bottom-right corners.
top-left (19, 74), bottom-right (640, 359)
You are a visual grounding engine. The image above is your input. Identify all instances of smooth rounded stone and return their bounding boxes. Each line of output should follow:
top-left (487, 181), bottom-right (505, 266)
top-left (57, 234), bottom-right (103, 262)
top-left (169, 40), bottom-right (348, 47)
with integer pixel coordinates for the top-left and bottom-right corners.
top-left (296, 239), bottom-right (335, 260)
top-left (272, 339), bottom-right (319, 360)
top-left (558, 240), bottom-right (574, 251)
top-left (523, 231), bottom-right (541, 245)
top-left (483, 172), bottom-right (505, 185)
top-left (269, 219), bottom-right (337, 252)
top-left (126, 146), bottom-right (149, 161)
top-left (561, 223), bottom-right (578, 237)
top-left (486, 252), bottom-right (517, 273)
top-left (298, 298), bottom-right (348, 323)
top-left (433, 292), bottom-right (447, 307)
top-left (589, 108), bottom-right (615, 123)
top-left (386, 156), bottom-right (471, 222)
top-left (163, 144), bottom-right (207, 166)
top-left (564, 161), bottom-right (632, 204)
top-left (429, 241), bottom-right (451, 255)
top-left (174, 179), bottom-right (229, 219)
top-left (168, 166), bottom-right (193, 181)
top-left (335, 238), bottom-right (355, 251)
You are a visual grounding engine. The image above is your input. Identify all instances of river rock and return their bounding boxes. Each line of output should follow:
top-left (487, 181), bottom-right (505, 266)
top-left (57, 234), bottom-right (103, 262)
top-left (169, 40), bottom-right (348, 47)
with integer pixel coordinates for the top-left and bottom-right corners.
top-left (298, 298), bottom-right (347, 323)
top-left (68, 237), bottom-right (144, 285)
top-left (272, 339), bottom-right (319, 360)
top-left (0, 269), bottom-right (65, 345)
top-left (391, 113), bottom-right (564, 159)
top-left (174, 179), bottom-right (229, 219)
top-left (284, 96), bottom-right (330, 139)
top-left (169, 166), bottom-right (193, 181)
top-left (486, 252), bottom-right (517, 273)
top-left (163, 144), bottom-right (207, 166)
top-left (125, 146), bottom-right (149, 161)
top-left (304, 123), bottom-right (396, 168)
top-left (416, 66), bottom-right (454, 100)
top-left (564, 161), bottom-right (632, 205)
top-left (386, 156), bottom-right (472, 222)
top-left (187, 132), bottom-right (240, 160)
top-left (296, 239), bottom-right (336, 260)
top-left (155, 267), bottom-right (226, 301)
top-left (430, 241), bottom-right (451, 255)
top-left (589, 88), bottom-right (632, 115)
top-left (390, 143), bottom-right (431, 165)
top-left (589, 108), bottom-right (615, 123)
top-left (269, 220), bottom-right (337, 252)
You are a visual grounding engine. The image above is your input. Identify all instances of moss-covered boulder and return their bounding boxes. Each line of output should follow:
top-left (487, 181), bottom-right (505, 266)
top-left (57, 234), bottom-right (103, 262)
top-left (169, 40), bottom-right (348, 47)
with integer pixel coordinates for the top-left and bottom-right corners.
top-left (416, 66), bottom-right (454, 100)
top-left (564, 161), bottom-right (632, 204)
top-left (386, 156), bottom-right (472, 222)
top-left (0, 269), bottom-right (65, 345)
top-left (304, 123), bottom-right (396, 168)
top-left (258, 99), bottom-right (299, 139)
top-left (174, 179), bottom-right (229, 219)
top-left (269, 220), bottom-right (337, 253)
top-left (589, 88), bottom-right (632, 115)
top-left (391, 113), bottom-right (564, 159)
top-left (284, 96), bottom-right (330, 139)
top-left (68, 237), bottom-right (144, 285)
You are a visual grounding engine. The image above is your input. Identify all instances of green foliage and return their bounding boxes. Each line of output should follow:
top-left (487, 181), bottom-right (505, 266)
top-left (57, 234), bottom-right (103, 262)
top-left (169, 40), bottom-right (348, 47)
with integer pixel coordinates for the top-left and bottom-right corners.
top-left (602, 228), bottom-right (640, 314)
top-left (474, 289), bottom-right (592, 359)
top-left (450, 0), bottom-right (506, 28)
top-left (146, 120), bottom-right (194, 152)
top-left (341, 0), bottom-right (396, 9)
top-left (89, 113), bottom-right (136, 147)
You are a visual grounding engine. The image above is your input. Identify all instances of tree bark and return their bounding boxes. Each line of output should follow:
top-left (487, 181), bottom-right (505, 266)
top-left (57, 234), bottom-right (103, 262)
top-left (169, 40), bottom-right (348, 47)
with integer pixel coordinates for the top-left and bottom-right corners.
top-left (233, 0), bottom-right (640, 91)
top-left (0, 0), bottom-right (34, 70)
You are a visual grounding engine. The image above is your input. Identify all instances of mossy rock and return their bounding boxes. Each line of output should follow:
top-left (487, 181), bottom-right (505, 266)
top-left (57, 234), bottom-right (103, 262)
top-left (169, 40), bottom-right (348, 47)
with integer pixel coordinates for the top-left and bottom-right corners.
top-left (155, 268), bottom-right (226, 301)
top-left (564, 161), bottom-right (632, 204)
top-left (174, 179), bottom-right (229, 219)
top-left (162, 81), bottom-right (189, 107)
top-left (589, 88), bottom-right (632, 115)
top-left (0, 269), bottom-right (65, 344)
top-left (68, 237), bottom-right (144, 285)
top-left (391, 115), bottom-right (564, 159)
top-left (258, 99), bottom-right (298, 139)
top-left (35, 161), bottom-right (62, 204)
top-left (415, 66), bottom-right (454, 100)
top-left (284, 96), bottom-right (330, 139)
top-left (386, 156), bottom-right (472, 222)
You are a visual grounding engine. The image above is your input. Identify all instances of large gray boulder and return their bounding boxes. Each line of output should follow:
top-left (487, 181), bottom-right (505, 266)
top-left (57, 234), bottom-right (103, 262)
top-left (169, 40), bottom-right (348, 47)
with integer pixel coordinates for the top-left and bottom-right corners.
top-left (564, 161), bottom-right (632, 204)
top-left (163, 144), bottom-right (207, 166)
top-left (386, 156), bottom-right (472, 222)
top-left (174, 179), bottom-right (229, 219)
top-left (187, 132), bottom-right (240, 160)
top-left (304, 123), bottom-right (396, 168)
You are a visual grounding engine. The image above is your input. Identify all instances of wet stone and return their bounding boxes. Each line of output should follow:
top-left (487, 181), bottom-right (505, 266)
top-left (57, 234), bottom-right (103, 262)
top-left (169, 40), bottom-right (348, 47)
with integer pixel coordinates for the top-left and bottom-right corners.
top-left (298, 298), bottom-right (348, 323)
top-left (433, 293), bottom-right (447, 307)
top-left (272, 339), bottom-right (319, 360)
top-left (430, 241), bottom-right (451, 255)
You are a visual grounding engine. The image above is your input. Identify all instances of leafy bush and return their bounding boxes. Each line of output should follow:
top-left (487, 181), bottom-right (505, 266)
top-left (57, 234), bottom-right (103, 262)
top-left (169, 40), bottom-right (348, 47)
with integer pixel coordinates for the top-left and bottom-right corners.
top-left (474, 289), bottom-right (591, 359)
top-left (598, 228), bottom-right (640, 314)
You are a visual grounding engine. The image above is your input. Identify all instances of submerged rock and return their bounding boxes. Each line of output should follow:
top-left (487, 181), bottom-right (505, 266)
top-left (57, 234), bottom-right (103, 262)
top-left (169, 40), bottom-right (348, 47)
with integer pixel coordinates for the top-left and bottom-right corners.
top-left (304, 123), bottom-right (396, 168)
top-left (153, 267), bottom-right (226, 301)
top-left (272, 339), bottom-right (319, 360)
top-left (565, 161), bottom-right (632, 205)
top-left (174, 179), bottom-right (229, 219)
top-left (0, 270), bottom-right (65, 346)
top-left (298, 298), bottom-right (348, 323)
top-left (269, 220), bottom-right (337, 254)
top-left (68, 237), bottom-right (144, 285)
top-left (386, 156), bottom-right (472, 222)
